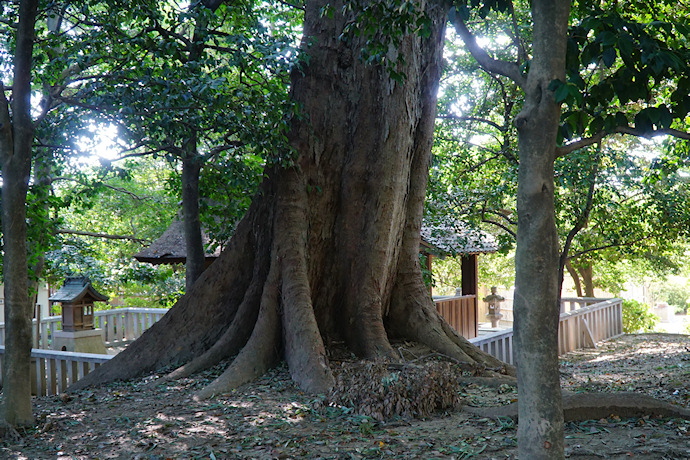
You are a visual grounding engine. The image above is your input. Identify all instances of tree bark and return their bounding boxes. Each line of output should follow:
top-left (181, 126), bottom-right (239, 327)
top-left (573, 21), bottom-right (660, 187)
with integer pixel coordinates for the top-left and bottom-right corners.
top-left (181, 140), bottom-right (206, 290)
top-left (0, 0), bottom-right (39, 427)
top-left (513, 1), bottom-right (571, 458)
top-left (71, 0), bottom-right (514, 398)
top-left (180, 5), bottom-right (217, 290)
top-left (565, 259), bottom-right (583, 297)
top-left (579, 264), bottom-right (594, 297)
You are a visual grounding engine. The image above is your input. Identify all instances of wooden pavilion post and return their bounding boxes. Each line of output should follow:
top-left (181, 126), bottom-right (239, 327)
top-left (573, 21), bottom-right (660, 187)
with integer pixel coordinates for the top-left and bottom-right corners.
top-left (461, 254), bottom-right (479, 336)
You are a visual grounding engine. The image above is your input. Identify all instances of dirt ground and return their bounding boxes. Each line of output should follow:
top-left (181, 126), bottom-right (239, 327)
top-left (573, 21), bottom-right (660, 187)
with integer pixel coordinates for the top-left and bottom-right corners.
top-left (1, 333), bottom-right (689, 459)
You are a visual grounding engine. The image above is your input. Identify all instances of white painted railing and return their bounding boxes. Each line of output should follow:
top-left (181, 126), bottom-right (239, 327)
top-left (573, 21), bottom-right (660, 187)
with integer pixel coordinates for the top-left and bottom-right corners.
top-left (559, 297), bottom-right (606, 313)
top-left (0, 300), bottom-right (622, 395)
top-left (0, 307), bottom-right (168, 396)
top-left (94, 308), bottom-right (168, 345)
top-left (0, 346), bottom-right (112, 396)
top-left (557, 298), bottom-right (623, 354)
top-left (468, 298), bottom-right (624, 365)
top-left (470, 329), bottom-right (514, 365)
top-left (0, 307), bottom-right (170, 348)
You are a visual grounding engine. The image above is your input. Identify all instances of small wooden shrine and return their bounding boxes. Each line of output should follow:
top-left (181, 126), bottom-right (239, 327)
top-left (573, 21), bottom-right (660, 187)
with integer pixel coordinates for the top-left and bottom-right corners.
top-left (49, 276), bottom-right (108, 354)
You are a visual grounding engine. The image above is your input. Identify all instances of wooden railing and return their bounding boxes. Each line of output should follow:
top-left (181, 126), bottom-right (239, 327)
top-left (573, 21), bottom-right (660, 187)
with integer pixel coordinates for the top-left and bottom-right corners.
top-left (0, 307), bottom-right (168, 396)
top-left (466, 298), bottom-right (623, 365)
top-left (0, 300), bottom-right (623, 395)
top-left (470, 329), bottom-right (514, 364)
top-left (94, 308), bottom-right (168, 345)
top-left (0, 346), bottom-right (112, 396)
top-left (434, 295), bottom-right (477, 339)
top-left (557, 298), bottom-right (623, 354)
top-left (0, 307), bottom-right (169, 348)
top-left (559, 297), bottom-right (605, 313)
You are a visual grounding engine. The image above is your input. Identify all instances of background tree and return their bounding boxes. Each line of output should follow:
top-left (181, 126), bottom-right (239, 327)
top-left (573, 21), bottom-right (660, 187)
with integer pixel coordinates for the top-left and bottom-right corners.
top-left (556, 142), bottom-right (690, 297)
top-left (0, 0), bottom-right (39, 427)
top-left (450, 0), bottom-right (690, 456)
top-left (429, 21), bottom-right (690, 301)
top-left (58, 0), bottom-right (296, 289)
top-left (0, 0), bottom-right (179, 425)
top-left (46, 156), bottom-right (183, 306)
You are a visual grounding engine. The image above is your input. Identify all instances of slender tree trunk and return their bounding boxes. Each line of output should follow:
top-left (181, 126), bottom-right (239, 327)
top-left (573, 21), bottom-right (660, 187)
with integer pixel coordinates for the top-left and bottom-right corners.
top-left (180, 6), bottom-right (216, 290)
top-left (558, 159), bottom-right (598, 302)
top-left (565, 259), bottom-right (583, 297)
top-left (513, 1), bottom-right (571, 458)
top-left (579, 264), bottom-right (594, 297)
top-left (0, 0), bottom-right (38, 427)
top-left (181, 137), bottom-right (206, 290)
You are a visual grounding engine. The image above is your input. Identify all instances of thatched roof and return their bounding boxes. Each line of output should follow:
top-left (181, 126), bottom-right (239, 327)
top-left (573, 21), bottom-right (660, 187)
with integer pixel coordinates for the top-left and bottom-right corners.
top-left (133, 218), bottom-right (221, 266)
top-left (49, 276), bottom-right (109, 303)
top-left (420, 223), bottom-right (498, 257)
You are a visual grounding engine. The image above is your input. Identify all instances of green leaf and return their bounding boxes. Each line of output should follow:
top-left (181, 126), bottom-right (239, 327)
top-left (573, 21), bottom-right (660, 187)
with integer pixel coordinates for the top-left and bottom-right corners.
top-left (602, 47), bottom-right (617, 68)
top-left (658, 106), bottom-right (673, 129)
top-left (588, 115), bottom-right (605, 134)
top-left (614, 112), bottom-right (629, 128)
top-left (581, 42), bottom-right (601, 65)
top-left (552, 80), bottom-right (569, 103)
top-left (634, 111), bottom-right (653, 132)
top-left (646, 107), bottom-right (661, 124)
top-left (596, 30), bottom-right (617, 46)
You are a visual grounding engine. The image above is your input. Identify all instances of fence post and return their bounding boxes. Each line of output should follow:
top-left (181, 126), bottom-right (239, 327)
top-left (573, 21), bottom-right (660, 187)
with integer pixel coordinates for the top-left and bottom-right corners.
top-left (125, 310), bottom-right (136, 341)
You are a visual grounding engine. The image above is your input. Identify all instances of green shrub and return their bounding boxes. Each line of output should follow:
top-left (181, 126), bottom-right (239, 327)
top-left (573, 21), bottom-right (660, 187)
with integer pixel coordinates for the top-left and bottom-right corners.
top-left (622, 299), bottom-right (659, 333)
top-left (657, 282), bottom-right (690, 315)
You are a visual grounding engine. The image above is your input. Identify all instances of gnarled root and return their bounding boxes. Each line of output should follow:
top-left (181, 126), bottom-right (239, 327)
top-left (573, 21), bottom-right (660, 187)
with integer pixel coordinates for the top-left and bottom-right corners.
top-left (466, 391), bottom-right (690, 421)
top-left (276, 167), bottom-right (334, 393)
top-left (388, 272), bottom-right (516, 377)
top-left (154, 247), bottom-right (269, 386)
top-left (194, 260), bottom-right (282, 400)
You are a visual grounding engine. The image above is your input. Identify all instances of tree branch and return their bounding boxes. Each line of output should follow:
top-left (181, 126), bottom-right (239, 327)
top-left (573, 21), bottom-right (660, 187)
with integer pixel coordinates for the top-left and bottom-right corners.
top-left (482, 218), bottom-right (516, 238)
top-left (567, 236), bottom-right (652, 260)
top-left (58, 229), bottom-right (149, 244)
top-left (450, 12), bottom-right (526, 88)
top-left (507, 0), bottom-right (528, 65)
top-left (559, 158), bottom-right (598, 266)
top-left (52, 176), bottom-right (151, 201)
top-left (437, 114), bottom-right (507, 132)
top-left (482, 208), bottom-right (517, 226)
top-left (557, 126), bottom-right (690, 157)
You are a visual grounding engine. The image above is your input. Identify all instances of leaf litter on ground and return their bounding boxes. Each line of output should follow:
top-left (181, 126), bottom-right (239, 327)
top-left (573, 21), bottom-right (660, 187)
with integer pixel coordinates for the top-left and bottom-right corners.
top-left (0, 333), bottom-right (688, 459)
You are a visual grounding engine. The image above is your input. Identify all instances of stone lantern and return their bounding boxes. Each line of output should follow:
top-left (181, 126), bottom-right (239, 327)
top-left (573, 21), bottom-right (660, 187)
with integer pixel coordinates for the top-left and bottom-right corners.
top-left (49, 276), bottom-right (108, 354)
top-left (482, 286), bottom-right (504, 328)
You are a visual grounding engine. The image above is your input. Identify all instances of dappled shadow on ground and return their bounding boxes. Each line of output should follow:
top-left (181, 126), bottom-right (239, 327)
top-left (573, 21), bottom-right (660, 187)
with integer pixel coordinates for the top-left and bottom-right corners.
top-left (1, 333), bottom-right (688, 459)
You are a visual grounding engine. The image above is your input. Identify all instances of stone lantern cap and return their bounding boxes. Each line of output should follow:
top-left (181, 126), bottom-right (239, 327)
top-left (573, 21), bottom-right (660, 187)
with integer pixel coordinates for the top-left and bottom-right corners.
top-left (49, 276), bottom-right (109, 304)
top-left (482, 286), bottom-right (504, 304)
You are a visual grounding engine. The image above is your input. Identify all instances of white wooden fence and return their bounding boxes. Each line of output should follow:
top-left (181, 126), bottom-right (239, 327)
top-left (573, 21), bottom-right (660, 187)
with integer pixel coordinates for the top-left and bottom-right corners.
top-left (470, 329), bottom-right (514, 364)
top-left (0, 307), bottom-right (169, 348)
top-left (557, 298), bottom-right (623, 354)
top-left (0, 307), bottom-right (168, 396)
top-left (0, 300), bottom-right (623, 395)
top-left (0, 347), bottom-right (112, 396)
top-left (470, 297), bottom-right (624, 365)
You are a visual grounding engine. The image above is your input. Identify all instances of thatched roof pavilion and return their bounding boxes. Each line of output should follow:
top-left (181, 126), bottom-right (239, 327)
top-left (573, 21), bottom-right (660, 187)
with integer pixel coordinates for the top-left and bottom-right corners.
top-left (133, 218), bottom-right (221, 267)
top-left (420, 223), bottom-right (499, 299)
top-left (420, 223), bottom-right (498, 257)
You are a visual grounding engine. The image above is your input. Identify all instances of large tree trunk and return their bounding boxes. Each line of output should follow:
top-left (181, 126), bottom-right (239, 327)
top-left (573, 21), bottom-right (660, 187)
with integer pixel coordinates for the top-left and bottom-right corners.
top-left (0, 0), bottom-right (38, 427)
top-left (513, 1), bottom-right (571, 458)
top-left (72, 0), bottom-right (512, 397)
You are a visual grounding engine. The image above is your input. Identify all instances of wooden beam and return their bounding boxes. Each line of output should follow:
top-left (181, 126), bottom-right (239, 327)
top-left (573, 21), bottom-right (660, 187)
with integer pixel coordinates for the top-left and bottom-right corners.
top-left (461, 254), bottom-right (478, 296)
